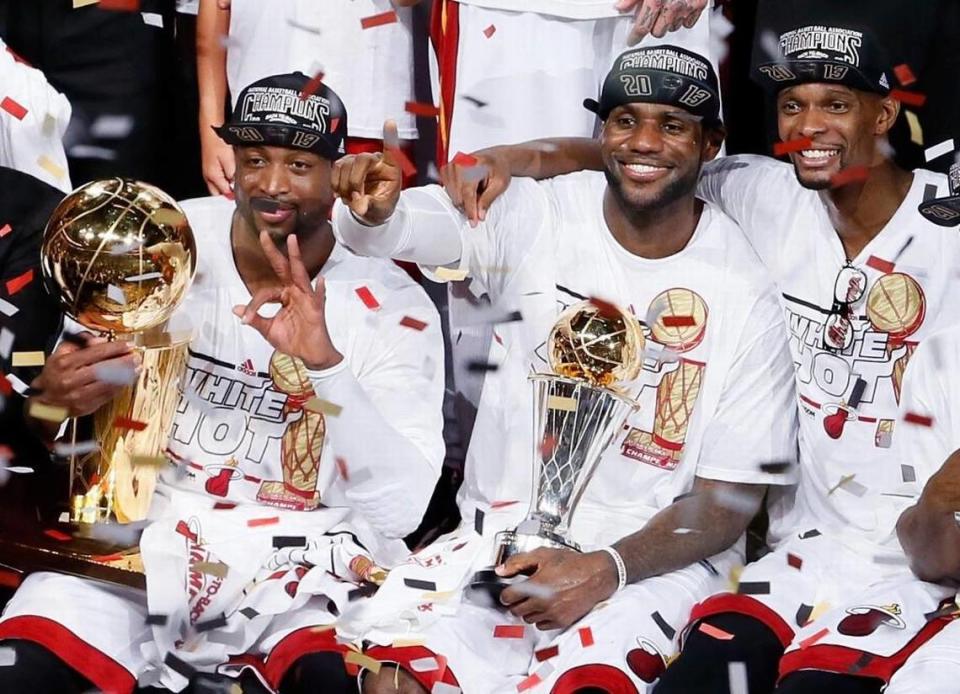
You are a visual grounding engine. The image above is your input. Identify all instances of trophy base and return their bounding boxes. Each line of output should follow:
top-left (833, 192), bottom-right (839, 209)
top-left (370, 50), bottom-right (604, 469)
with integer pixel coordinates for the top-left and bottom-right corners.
top-left (463, 529), bottom-right (580, 608)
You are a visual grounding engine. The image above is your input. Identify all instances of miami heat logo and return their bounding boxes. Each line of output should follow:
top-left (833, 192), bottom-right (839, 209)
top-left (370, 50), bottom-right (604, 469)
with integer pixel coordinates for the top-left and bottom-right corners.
top-left (837, 603), bottom-right (905, 637)
top-left (626, 637), bottom-right (667, 683)
top-left (179, 517), bottom-right (225, 625)
top-left (256, 351), bottom-right (325, 510)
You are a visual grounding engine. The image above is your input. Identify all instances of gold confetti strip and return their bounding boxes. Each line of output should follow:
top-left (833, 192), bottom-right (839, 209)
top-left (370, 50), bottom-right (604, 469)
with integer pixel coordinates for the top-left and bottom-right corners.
top-left (434, 266), bottom-right (470, 282)
top-left (391, 637), bottom-right (427, 648)
top-left (305, 398), bottom-right (342, 416)
top-left (547, 395), bottom-right (577, 412)
top-left (28, 401), bottom-right (68, 423)
top-left (344, 650), bottom-right (382, 675)
top-left (131, 454), bottom-right (169, 467)
top-left (73, 0), bottom-right (99, 7)
top-left (11, 351), bottom-right (45, 367)
top-left (809, 601), bottom-right (832, 623)
top-left (906, 111), bottom-right (923, 146)
top-left (311, 624), bottom-right (336, 634)
top-left (420, 590), bottom-right (456, 602)
top-left (727, 564), bottom-right (743, 593)
top-left (192, 561), bottom-right (229, 579)
top-left (37, 155), bottom-right (65, 180)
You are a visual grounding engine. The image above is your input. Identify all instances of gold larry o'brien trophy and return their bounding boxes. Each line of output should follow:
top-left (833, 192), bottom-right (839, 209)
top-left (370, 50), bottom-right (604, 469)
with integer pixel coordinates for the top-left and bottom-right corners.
top-left (33, 178), bottom-right (197, 585)
top-left (466, 300), bottom-right (645, 604)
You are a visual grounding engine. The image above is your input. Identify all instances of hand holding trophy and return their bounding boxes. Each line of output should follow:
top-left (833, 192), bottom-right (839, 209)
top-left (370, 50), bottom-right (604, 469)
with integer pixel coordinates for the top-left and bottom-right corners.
top-left (33, 178), bottom-right (197, 582)
top-left (467, 300), bottom-right (644, 603)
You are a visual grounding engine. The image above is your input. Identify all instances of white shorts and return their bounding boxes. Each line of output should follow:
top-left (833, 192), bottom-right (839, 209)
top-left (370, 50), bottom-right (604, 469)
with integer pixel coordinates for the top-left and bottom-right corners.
top-left (885, 617), bottom-right (960, 693)
top-left (434, 3), bottom-right (715, 159)
top-left (363, 552), bottom-right (738, 693)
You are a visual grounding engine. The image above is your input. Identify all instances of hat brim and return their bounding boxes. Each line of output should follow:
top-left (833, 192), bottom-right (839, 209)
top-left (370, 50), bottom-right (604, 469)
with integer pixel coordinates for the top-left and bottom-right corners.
top-left (919, 196), bottom-right (960, 227)
top-left (214, 123), bottom-right (344, 161)
top-left (753, 59), bottom-right (887, 95)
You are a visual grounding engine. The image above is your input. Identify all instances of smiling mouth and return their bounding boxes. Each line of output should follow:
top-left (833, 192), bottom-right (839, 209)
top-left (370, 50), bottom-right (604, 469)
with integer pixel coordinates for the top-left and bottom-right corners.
top-left (619, 161), bottom-right (671, 181)
top-left (796, 148), bottom-right (841, 166)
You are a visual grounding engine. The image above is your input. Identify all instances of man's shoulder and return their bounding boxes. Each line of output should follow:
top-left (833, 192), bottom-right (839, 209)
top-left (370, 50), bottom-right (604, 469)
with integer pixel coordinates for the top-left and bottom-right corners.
top-left (703, 154), bottom-right (797, 190)
top-left (699, 201), bottom-right (779, 293)
top-left (325, 245), bottom-right (439, 317)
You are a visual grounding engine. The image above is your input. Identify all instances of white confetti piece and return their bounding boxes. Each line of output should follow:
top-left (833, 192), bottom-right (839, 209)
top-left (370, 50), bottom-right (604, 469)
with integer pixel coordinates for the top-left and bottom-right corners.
top-left (0, 327), bottom-right (13, 359)
top-left (728, 662), bottom-right (748, 694)
top-left (141, 11), bottom-right (163, 27)
top-left (409, 657), bottom-right (440, 673)
top-left (0, 297), bottom-right (18, 317)
top-left (3, 466), bottom-right (33, 474)
top-left (54, 440), bottom-right (99, 456)
top-left (509, 580), bottom-right (556, 600)
top-left (925, 139), bottom-right (955, 163)
top-left (90, 114), bottom-right (135, 139)
top-left (6, 373), bottom-right (28, 394)
top-left (124, 271), bottom-right (163, 283)
top-left (0, 645), bottom-right (16, 667)
top-left (68, 144), bottom-right (118, 161)
top-left (107, 284), bottom-right (126, 304)
top-left (710, 487), bottom-right (760, 515)
top-left (431, 683), bottom-right (461, 694)
top-left (94, 363), bottom-right (138, 385)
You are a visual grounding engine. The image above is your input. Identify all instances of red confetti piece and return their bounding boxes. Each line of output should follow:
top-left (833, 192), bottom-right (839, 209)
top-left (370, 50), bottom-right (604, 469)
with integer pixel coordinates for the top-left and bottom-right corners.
top-left (890, 89), bottom-right (927, 108)
top-left (213, 502), bottom-right (237, 510)
top-left (335, 456), bottom-right (350, 481)
top-left (98, 0), bottom-right (140, 9)
top-left (451, 151), bottom-right (479, 168)
top-left (387, 146), bottom-right (417, 179)
top-left (539, 435), bottom-right (557, 459)
top-left (360, 10), bottom-right (397, 29)
top-left (773, 137), bottom-right (812, 156)
top-left (698, 622), bottom-right (734, 640)
top-left (0, 96), bottom-right (27, 121)
top-left (830, 165), bottom-right (870, 188)
top-left (493, 624), bottom-right (525, 639)
top-left (661, 315), bottom-right (696, 328)
top-left (5, 268), bottom-right (33, 295)
top-left (93, 552), bottom-right (125, 562)
top-left (483, 24), bottom-right (497, 38)
top-left (405, 101), bottom-right (441, 117)
top-left (490, 500), bottom-right (520, 509)
top-left (787, 553), bottom-right (803, 570)
top-left (798, 627), bottom-right (830, 649)
top-left (355, 286), bottom-right (381, 311)
top-left (0, 224), bottom-right (11, 238)
top-left (904, 412), bottom-right (934, 427)
top-left (588, 297), bottom-right (620, 319)
top-left (43, 529), bottom-right (71, 542)
top-left (299, 72), bottom-right (325, 101)
top-left (222, 190), bottom-right (235, 201)
top-left (894, 64), bottom-right (917, 87)
top-left (493, 332), bottom-right (503, 346)
top-left (0, 374), bottom-right (12, 396)
top-left (866, 255), bottom-right (895, 274)
top-left (247, 517), bottom-right (279, 527)
top-left (517, 673), bottom-right (541, 692)
top-left (534, 645), bottom-right (559, 662)
top-left (399, 316), bottom-right (428, 331)
top-left (578, 627), bottom-right (595, 647)
top-left (113, 416), bottom-right (147, 432)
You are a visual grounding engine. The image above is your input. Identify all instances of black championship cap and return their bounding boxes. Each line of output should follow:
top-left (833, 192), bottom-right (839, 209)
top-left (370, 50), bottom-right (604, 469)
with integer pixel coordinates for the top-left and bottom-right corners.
top-left (919, 163), bottom-right (960, 227)
top-left (214, 72), bottom-right (347, 160)
top-left (584, 45), bottom-right (721, 126)
top-left (752, 23), bottom-right (891, 95)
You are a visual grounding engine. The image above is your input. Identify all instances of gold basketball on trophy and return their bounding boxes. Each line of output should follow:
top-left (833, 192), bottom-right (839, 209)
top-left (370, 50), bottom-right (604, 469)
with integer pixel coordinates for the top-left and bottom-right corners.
top-left (548, 300), bottom-right (645, 387)
top-left (40, 179), bottom-right (197, 527)
top-left (866, 273), bottom-right (925, 342)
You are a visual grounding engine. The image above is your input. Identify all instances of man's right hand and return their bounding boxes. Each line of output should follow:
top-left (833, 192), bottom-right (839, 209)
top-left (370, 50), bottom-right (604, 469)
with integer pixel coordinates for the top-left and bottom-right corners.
top-left (29, 333), bottom-right (140, 423)
top-left (331, 121), bottom-right (404, 226)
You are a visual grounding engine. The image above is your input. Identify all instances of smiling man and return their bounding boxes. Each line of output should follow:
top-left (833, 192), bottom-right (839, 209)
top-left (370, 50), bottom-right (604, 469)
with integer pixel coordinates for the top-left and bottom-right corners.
top-left (331, 46), bottom-right (798, 693)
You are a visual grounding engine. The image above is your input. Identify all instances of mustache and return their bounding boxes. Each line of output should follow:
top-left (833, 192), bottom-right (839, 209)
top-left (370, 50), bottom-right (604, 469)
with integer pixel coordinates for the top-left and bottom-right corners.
top-left (250, 198), bottom-right (295, 214)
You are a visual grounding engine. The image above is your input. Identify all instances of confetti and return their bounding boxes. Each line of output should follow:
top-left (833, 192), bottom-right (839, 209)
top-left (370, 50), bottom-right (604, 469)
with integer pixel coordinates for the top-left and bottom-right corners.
top-left (0, 97), bottom-right (27, 121)
top-left (192, 561), bottom-right (229, 579)
top-left (698, 622), bottom-right (734, 640)
top-left (99, 0), bottom-right (140, 9)
top-left (798, 627), bottom-right (830, 649)
top-left (466, 360), bottom-right (498, 373)
top-left (866, 256), bottom-right (895, 274)
top-left (28, 401), bottom-right (68, 423)
top-left (760, 460), bottom-right (794, 475)
top-left (0, 329), bottom-right (11, 360)
top-left (830, 165), bottom-right (870, 188)
top-left (347, 584), bottom-right (378, 601)
top-left (0, 224), bottom-right (11, 238)
top-left (890, 89), bottom-right (926, 108)
top-left (728, 662), bottom-right (748, 694)
top-left (431, 683), bottom-right (461, 694)
top-left (773, 137), bottom-right (812, 156)
top-left (901, 465), bottom-right (917, 483)
top-left (5, 269), bottom-right (33, 295)
top-left (848, 377), bottom-right (867, 409)
top-left (906, 111), bottom-right (924, 146)
top-left (299, 71), bottom-right (325, 101)
top-left (924, 139), bottom-right (955, 164)
top-left (334, 456), bottom-right (349, 481)
top-left (164, 652), bottom-right (197, 680)
top-left (904, 412), bottom-right (934, 427)
top-left (360, 10), bottom-right (397, 29)
top-left (130, 455), bottom-right (168, 467)
top-left (493, 624), bottom-right (525, 639)
top-left (240, 607), bottom-right (259, 619)
top-left (474, 508), bottom-right (484, 535)
top-left (387, 146), bottom-right (418, 179)
top-left (43, 529), bottom-right (71, 542)
top-left (125, 272), bottom-right (163, 282)
top-left (72, 0), bottom-right (99, 6)
top-left (403, 577), bottom-right (439, 592)
top-left (355, 286), bottom-right (380, 310)
top-left (547, 395), bottom-right (577, 412)
top-left (517, 673), bottom-right (541, 692)
top-left (588, 297), bottom-right (620, 318)
top-left (305, 398), bottom-right (342, 416)
top-left (578, 627), bottom-right (594, 647)
top-left (145, 614), bottom-right (169, 626)
top-left (451, 152), bottom-right (479, 168)
top-left (0, 646), bottom-right (14, 667)
top-left (195, 613), bottom-right (229, 632)
top-left (38, 154), bottom-right (66, 181)
top-left (107, 284), bottom-right (126, 304)
top-left (405, 101), bottom-right (441, 117)
top-left (736, 581), bottom-right (771, 595)
top-left (483, 24), bottom-right (496, 38)
top-left (90, 114), bottom-right (135, 139)
top-left (799, 529), bottom-right (821, 539)
top-left (399, 316), bottom-right (428, 331)
top-left (0, 298), bottom-right (17, 316)
top-left (534, 645), bottom-right (559, 661)
top-left (409, 656), bottom-right (444, 673)
top-left (651, 611), bottom-right (676, 640)
top-left (434, 267), bottom-right (470, 282)
top-left (796, 604), bottom-right (814, 627)
top-left (94, 363), bottom-right (137, 385)
top-left (114, 416), bottom-right (148, 431)
top-left (345, 650), bottom-right (382, 674)
top-left (893, 64), bottom-right (917, 86)
top-left (787, 553), bottom-right (803, 570)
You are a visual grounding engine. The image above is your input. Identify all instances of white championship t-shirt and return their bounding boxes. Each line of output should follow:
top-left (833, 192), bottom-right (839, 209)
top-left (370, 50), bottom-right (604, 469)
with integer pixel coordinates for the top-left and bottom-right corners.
top-left (335, 171), bottom-right (798, 549)
top-left (699, 155), bottom-right (960, 549)
top-left (225, 0), bottom-right (417, 140)
top-left (456, 0), bottom-right (712, 21)
top-left (155, 197), bottom-right (445, 562)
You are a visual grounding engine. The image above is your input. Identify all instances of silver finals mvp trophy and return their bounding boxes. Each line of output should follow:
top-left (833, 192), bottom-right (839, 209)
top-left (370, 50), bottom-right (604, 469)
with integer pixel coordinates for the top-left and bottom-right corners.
top-left (467, 300), bottom-right (645, 603)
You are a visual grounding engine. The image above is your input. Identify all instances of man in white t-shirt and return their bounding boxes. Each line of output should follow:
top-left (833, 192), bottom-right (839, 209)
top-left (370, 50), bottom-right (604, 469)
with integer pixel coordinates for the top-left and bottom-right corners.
top-left (0, 73), bottom-right (444, 694)
top-left (331, 45), bottom-right (798, 693)
top-left (197, 0), bottom-right (419, 196)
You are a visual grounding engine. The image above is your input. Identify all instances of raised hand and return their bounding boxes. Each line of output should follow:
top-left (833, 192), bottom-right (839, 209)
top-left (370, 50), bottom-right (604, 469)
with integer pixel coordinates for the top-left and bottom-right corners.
top-left (441, 149), bottom-right (513, 228)
top-left (615, 0), bottom-right (708, 44)
top-left (497, 548), bottom-right (619, 631)
top-left (232, 232), bottom-right (343, 370)
top-left (331, 120), bottom-right (404, 226)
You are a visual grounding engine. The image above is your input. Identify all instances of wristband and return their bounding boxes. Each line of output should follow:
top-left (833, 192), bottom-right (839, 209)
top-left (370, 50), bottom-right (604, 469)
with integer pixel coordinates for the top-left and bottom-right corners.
top-left (600, 546), bottom-right (627, 592)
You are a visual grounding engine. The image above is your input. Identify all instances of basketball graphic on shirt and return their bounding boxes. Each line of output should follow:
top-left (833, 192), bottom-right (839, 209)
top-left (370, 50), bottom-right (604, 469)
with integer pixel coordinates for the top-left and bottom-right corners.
top-left (256, 352), bottom-right (324, 510)
top-left (865, 273), bottom-right (925, 343)
top-left (649, 288), bottom-right (708, 353)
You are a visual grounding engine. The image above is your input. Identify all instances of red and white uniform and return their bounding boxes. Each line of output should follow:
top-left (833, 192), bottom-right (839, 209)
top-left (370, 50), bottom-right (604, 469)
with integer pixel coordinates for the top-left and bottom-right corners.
top-left (225, 0), bottom-right (418, 141)
top-left (0, 197), bottom-right (445, 693)
top-left (333, 171), bottom-right (798, 692)
top-left (688, 155), bottom-right (960, 653)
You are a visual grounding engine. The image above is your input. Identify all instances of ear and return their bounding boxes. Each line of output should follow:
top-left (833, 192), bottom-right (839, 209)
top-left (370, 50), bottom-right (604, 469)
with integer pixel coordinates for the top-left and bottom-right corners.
top-left (701, 124), bottom-right (726, 163)
top-left (874, 95), bottom-right (901, 136)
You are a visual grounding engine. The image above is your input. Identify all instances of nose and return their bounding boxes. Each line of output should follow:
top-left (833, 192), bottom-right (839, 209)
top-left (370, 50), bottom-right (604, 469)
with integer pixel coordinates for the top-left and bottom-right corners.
top-left (795, 107), bottom-right (828, 139)
top-left (625, 119), bottom-right (664, 154)
top-left (258, 161), bottom-right (291, 198)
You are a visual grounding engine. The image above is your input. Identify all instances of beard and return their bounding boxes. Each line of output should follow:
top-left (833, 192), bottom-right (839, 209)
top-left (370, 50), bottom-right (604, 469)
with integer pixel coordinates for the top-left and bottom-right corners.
top-left (603, 162), bottom-right (701, 214)
top-left (791, 162), bottom-right (834, 191)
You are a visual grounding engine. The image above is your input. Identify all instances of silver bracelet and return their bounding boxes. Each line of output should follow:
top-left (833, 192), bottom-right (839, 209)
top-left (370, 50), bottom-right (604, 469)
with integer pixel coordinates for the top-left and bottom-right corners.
top-left (600, 546), bottom-right (627, 592)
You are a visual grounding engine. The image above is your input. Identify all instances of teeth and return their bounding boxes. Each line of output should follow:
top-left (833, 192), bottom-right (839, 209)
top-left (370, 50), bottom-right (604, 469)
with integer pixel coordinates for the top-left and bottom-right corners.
top-left (801, 149), bottom-right (838, 159)
top-left (625, 163), bottom-right (667, 173)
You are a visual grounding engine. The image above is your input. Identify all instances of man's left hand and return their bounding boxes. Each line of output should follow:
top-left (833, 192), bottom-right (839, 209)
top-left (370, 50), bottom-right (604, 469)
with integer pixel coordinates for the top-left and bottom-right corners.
top-left (232, 232), bottom-right (343, 370)
top-left (497, 548), bottom-right (619, 631)
top-left (615, 0), bottom-right (708, 44)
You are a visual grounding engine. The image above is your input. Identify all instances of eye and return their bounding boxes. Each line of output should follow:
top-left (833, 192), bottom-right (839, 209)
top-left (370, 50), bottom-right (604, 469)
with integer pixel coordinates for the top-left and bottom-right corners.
top-left (663, 121), bottom-right (685, 134)
top-left (780, 100), bottom-right (801, 114)
top-left (615, 115), bottom-right (636, 128)
top-left (245, 155), bottom-right (266, 167)
top-left (828, 100), bottom-right (850, 113)
top-left (290, 160), bottom-right (312, 172)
